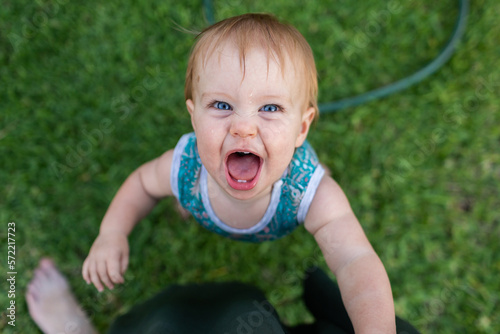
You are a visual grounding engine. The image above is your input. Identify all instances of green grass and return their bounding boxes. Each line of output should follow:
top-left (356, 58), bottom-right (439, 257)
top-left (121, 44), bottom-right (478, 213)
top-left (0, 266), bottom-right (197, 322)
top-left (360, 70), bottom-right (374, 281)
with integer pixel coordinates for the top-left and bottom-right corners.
top-left (1, 0), bottom-right (499, 332)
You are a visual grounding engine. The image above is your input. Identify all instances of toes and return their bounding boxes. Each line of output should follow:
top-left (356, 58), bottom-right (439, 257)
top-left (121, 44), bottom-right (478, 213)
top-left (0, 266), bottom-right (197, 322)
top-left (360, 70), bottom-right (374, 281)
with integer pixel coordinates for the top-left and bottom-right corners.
top-left (26, 283), bottom-right (38, 303)
top-left (44, 263), bottom-right (69, 288)
top-left (37, 259), bottom-right (54, 279)
top-left (39, 257), bottom-right (55, 269)
top-left (25, 291), bottom-right (38, 320)
top-left (31, 268), bottom-right (45, 290)
top-left (37, 258), bottom-right (70, 290)
top-left (34, 267), bottom-right (49, 280)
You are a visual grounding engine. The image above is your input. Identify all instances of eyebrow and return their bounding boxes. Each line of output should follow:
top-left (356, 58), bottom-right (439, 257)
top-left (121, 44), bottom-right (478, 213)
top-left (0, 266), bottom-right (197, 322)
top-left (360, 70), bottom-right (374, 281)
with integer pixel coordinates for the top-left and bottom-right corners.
top-left (200, 92), bottom-right (233, 101)
top-left (261, 94), bottom-right (289, 101)
top-left (200, 92), bottom-right (293, 104)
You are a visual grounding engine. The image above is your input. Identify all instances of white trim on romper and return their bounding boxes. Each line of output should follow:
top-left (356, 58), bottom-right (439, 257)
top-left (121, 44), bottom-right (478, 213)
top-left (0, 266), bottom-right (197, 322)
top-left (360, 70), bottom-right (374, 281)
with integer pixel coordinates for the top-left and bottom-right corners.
top-left (297, 165), bottom-right (325, 223)
top-left (170, 133), bottom-right (192, 200)
top-left (200, 166), bottom-right (283, 235)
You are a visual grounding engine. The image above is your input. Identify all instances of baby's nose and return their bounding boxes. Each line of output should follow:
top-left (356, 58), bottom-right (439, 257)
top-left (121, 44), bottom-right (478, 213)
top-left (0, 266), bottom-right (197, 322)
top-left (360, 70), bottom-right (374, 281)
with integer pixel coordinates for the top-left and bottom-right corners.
top-left (229, 113), bottom-right (258, 138)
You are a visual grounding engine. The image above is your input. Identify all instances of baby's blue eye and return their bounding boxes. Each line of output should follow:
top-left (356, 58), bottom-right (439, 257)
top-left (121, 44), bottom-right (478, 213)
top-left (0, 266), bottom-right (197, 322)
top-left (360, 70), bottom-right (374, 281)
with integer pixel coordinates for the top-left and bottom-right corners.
top-left (214, 101), bottom-right (231, 110)
top-left (261, 104), bottom-right (280, 112)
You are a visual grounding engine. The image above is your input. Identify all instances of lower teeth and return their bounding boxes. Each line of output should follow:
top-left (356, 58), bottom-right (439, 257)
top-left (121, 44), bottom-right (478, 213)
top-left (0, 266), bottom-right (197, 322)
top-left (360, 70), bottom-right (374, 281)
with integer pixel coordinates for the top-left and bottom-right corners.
top-left (237, 180), bottom-right (247, 183)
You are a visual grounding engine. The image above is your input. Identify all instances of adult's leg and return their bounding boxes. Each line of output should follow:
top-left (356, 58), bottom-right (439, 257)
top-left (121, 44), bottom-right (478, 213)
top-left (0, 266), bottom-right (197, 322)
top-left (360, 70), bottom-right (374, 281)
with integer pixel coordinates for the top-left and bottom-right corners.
top-left (26, 258), bottom-right (97, 334)
top-left (302, 266), bottom-right (420, 334)
top-left (108, 281), bottom-right (288, 334)
top-left (287, 321), bottom-right (351, 334)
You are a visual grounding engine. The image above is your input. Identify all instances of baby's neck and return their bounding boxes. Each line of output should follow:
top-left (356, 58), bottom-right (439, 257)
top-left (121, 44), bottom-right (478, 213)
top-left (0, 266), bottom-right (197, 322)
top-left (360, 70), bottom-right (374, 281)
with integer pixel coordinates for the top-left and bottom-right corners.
top-left (207, 178), bottom-right (272, 230)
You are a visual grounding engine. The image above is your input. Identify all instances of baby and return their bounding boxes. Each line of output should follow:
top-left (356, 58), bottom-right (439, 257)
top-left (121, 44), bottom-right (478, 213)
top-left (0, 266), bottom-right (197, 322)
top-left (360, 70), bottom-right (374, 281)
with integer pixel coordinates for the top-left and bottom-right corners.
top-left (83, 13), bottom-right (396, 333)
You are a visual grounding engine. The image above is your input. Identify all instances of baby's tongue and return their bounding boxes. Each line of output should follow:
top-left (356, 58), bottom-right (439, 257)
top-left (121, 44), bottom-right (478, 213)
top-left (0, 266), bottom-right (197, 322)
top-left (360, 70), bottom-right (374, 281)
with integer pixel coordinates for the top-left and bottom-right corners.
top-left (227, 153), bottom-right (260, 181)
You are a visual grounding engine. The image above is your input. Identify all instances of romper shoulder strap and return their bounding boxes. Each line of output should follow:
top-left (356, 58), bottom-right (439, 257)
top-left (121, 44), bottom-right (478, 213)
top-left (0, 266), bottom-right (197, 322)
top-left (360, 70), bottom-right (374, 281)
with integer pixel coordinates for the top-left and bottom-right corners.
top-left (170, 132), bottom-right (198, 200)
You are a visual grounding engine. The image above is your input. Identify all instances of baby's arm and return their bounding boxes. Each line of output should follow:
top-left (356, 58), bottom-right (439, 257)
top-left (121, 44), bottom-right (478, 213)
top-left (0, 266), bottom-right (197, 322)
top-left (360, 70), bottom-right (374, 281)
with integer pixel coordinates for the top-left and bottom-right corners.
top-left (305, 175), bottom-right (396, 334)
top-left (82, 149), bottom-right (174, 291)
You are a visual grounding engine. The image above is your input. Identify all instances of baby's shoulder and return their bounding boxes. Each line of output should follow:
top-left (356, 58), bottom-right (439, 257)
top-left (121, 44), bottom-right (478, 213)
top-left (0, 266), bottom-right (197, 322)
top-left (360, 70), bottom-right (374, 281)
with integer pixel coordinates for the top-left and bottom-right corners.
top-left (303, 174), bottom-right (353, 230)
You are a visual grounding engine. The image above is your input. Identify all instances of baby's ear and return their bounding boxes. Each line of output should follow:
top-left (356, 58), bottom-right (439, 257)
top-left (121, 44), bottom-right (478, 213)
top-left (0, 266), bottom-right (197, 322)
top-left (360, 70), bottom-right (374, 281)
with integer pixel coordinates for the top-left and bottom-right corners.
top-left (295, 106), bottom-right (316, 147)
top-left (186, 99), bottom-right (194, 115)
top-left (186, 99), bottom-right (195, 130)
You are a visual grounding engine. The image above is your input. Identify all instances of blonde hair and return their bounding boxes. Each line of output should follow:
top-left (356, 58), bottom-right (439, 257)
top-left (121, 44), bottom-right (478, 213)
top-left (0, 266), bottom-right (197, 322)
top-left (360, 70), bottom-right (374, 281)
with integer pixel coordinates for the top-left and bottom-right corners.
top-left (184, 13), bottom-right (319, 119)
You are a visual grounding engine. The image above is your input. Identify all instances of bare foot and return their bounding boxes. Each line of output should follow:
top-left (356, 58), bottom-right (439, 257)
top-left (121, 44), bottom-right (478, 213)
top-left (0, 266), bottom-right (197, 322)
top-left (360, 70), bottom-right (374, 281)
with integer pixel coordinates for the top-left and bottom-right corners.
top-left (26, 258), bottom-right (97, 334)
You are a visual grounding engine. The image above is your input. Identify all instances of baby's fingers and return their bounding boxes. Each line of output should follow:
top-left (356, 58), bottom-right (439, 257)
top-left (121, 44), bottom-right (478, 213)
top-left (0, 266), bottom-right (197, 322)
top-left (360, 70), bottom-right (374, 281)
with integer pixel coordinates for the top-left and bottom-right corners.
top-left (88, 261), bottom-right (105, 292)
top-left (107, 258), bottom-right (124, 284)
top-left (97, 261), bottom-right (115, 291)
top-left (120, 252), bottom-right (129, 276)
top-left (82, 258), bottom-right (91, 284)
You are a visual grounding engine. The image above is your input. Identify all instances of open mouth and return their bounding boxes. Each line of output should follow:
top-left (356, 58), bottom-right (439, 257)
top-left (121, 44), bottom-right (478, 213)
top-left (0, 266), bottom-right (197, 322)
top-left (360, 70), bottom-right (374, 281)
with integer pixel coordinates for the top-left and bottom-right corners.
top-left (225, 151), bottom-right (262, 190)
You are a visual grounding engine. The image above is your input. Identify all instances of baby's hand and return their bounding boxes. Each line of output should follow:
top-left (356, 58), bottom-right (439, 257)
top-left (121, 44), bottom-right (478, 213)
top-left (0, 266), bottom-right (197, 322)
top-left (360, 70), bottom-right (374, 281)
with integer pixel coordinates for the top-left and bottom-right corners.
top-left (82, 232), bottom-right (129, 292)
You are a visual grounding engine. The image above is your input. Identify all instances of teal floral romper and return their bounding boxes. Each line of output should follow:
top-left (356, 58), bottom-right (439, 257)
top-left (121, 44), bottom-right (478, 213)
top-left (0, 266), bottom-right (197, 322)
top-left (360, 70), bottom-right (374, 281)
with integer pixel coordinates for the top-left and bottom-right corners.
top-left (170, 133), bottom-right (325, 243)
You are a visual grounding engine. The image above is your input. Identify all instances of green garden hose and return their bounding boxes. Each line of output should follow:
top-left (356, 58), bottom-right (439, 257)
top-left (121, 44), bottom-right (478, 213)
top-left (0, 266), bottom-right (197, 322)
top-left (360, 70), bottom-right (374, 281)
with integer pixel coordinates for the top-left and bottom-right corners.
top-left (202, 0), bottom-right (469, 113)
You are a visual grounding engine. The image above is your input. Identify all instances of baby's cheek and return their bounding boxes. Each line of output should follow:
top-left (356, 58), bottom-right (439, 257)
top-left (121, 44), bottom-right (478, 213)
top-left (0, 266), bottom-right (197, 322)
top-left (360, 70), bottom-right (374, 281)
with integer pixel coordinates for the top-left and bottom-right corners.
top-left (260, 121), bottom-right (288, 142)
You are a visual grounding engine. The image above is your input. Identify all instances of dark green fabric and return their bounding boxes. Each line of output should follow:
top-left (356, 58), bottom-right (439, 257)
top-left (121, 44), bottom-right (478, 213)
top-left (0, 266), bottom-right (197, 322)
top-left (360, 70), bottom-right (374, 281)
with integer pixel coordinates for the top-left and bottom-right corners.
top-left (303, 266), bottom-right (355, 333)
top-left (302, 266), bottom-right (420, 334)
top-left (107, 282), bottom-right (287, 334)
top-left (108, 268), bottom-right (419, 334)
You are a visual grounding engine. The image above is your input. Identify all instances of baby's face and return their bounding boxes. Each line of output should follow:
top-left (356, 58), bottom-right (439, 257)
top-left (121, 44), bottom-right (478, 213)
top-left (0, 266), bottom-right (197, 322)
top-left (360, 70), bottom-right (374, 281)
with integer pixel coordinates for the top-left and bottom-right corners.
top-left (186, 42), bottom-right (315, 201)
